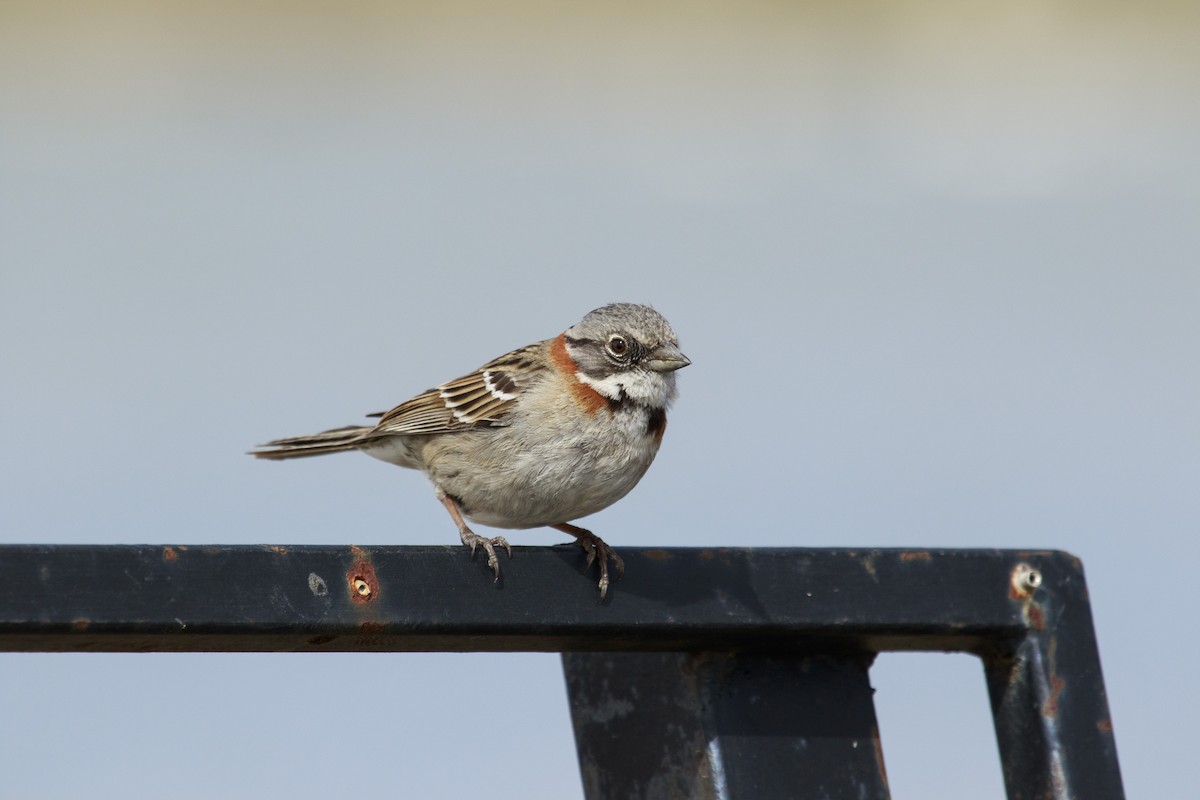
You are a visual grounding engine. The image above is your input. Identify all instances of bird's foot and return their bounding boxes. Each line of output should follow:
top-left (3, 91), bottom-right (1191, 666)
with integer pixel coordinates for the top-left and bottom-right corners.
top-left (552, 523), bottom-right (624, 599)
top-left (440, 491), bottom-right (511, 583)
top-left (459, 527), bottom-right (512, 581)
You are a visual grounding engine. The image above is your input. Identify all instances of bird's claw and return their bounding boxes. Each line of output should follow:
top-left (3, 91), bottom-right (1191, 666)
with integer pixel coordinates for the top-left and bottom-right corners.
top-left (572, 531), bottom-right (624, 600)
top-left (459, 528), bottom-right (511, 581)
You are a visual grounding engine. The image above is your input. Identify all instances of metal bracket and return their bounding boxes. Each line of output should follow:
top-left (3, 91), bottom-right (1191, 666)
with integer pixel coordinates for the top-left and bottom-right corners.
top-left (0, 545), bottom-right (1123, 799)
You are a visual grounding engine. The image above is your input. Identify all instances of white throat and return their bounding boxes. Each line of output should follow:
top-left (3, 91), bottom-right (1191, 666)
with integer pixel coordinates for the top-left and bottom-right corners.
top-left (576, 369), bottom-right (676, 408)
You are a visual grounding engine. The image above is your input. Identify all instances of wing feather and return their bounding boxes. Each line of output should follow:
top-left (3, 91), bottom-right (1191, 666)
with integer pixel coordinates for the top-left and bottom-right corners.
top-left (364, 341), bottom-right (546, 437)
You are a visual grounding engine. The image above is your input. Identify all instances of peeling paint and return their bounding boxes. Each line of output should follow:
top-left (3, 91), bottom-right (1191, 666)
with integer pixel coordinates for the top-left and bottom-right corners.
top-left (581, 697), bottom-right (635, 724)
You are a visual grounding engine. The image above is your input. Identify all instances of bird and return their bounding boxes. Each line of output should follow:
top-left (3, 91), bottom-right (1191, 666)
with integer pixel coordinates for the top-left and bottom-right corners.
top-left (250, 302), bottom-right (689, 598)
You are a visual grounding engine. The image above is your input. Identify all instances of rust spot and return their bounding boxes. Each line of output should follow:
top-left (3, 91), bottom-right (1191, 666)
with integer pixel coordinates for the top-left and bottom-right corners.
top-left (264, 545), bottom-right (287, 555)
top-left (1041, 638), bottom-right (1064, 718)
top-left (72, 619), bottom-right (90, 632)
top-left (1097, 719), bottom-right (1112, 733)
top-left (1024, 603), bottom-right (1046, 631)
top-left (899, 551), bottom-right (931, 562)
top-left (698, 549), bottom-right (715, 560)
top-left (1010, 563), bottom-right (1043, 600)
top-left (162, 547), bottom-right (178, 561)
top-left (349, 545), bottom-right (369, 560)
top-left (1009, 566), bottom-right (1047, 636)
top-left (308, 634), bottom-right (337, 646)
top-left (1043, 673), bottom-right (1065, 718)
top-left (644, 549), bottom-right (671, 560)
top-left (347, 560), bottom-right (379, 603)
top-left (357, 620), bottom-right (386, 646)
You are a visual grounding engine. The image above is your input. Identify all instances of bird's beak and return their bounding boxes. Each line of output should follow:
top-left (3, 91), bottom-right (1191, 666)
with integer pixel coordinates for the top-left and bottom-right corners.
top-left (646, 342), bottom-right (691, 372)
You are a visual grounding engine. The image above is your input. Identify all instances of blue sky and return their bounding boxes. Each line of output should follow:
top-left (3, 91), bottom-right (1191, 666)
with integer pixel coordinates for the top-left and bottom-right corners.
top-left (2, 2), bottom-right (1197, 797)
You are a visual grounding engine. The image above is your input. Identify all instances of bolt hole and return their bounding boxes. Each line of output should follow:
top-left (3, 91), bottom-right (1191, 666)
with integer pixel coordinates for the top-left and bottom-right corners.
top-left (1011, 563), bottom-right (1042, 596)
top-left (352, 577), bottom-right (371, 597)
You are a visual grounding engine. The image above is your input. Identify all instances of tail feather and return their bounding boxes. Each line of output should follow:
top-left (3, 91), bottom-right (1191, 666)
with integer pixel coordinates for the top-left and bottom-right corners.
top-left (250, 425), bottom-right (372, 460)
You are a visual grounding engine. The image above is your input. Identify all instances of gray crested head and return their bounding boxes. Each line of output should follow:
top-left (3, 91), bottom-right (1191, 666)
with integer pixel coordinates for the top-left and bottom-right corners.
top-left (564, 303), bottom-right (690, 406)
top-left (573, 303), bottom-right (676, 341)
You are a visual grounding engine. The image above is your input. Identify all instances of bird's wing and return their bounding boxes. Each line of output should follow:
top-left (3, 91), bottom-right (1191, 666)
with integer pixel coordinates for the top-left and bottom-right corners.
top-left (365, 341), bottom-right (548, 436)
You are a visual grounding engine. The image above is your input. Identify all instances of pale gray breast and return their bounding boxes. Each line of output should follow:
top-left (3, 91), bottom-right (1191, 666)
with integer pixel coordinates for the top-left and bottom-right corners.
top-left (421, 395), bottom-right (664, 529)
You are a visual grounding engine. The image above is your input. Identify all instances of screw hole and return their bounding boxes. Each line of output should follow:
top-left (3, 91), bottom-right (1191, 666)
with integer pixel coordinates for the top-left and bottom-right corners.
top-left (1011, 563), bottom-right (1042, 596)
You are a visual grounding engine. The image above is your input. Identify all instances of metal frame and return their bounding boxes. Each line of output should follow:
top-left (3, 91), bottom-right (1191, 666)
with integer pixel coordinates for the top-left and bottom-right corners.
top-left (0, 545), bottom-right (1123, 799)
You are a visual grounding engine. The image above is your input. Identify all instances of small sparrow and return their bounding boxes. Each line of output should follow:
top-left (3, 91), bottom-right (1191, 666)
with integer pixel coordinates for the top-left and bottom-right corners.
top-left (251, 303), bottom-right (689, 598)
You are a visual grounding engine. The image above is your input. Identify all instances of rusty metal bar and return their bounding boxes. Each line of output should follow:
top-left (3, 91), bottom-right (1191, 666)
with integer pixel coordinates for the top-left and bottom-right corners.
top-left (0, 545), bottom-right (1123, 799)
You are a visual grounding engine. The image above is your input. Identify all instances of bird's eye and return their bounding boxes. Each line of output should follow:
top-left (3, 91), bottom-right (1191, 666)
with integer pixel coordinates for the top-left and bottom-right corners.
top-left (607, 335), bottom-right (628, 357)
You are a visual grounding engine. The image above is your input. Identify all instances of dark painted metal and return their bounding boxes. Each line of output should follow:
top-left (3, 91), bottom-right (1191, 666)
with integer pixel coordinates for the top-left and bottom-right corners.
top-left (0, 545), bottom-right (1028, 652)
top-left (565, 652), bottom-right (888, 800)
top-left (983, 554), bottom-right (1124, 800)
top-left (0, 545), bottom-right (1123, 799)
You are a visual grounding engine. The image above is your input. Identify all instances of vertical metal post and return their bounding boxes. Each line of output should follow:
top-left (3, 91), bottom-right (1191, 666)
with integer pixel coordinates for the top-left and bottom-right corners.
top-left (984, 557), bottom-right (1123, 800)
top-left (564, 652), bottom-right (889, 800)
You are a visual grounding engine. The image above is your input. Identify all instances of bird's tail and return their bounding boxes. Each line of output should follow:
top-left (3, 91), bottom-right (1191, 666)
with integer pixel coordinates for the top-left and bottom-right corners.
top-left (249, 425), bottom-right (373, 460)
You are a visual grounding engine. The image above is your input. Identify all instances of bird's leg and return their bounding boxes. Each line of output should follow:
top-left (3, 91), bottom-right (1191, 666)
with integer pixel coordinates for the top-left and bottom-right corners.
top-left (551, 522), bottom-right (625, 599)
top-left (438, 491), bottom-right (511, 581)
